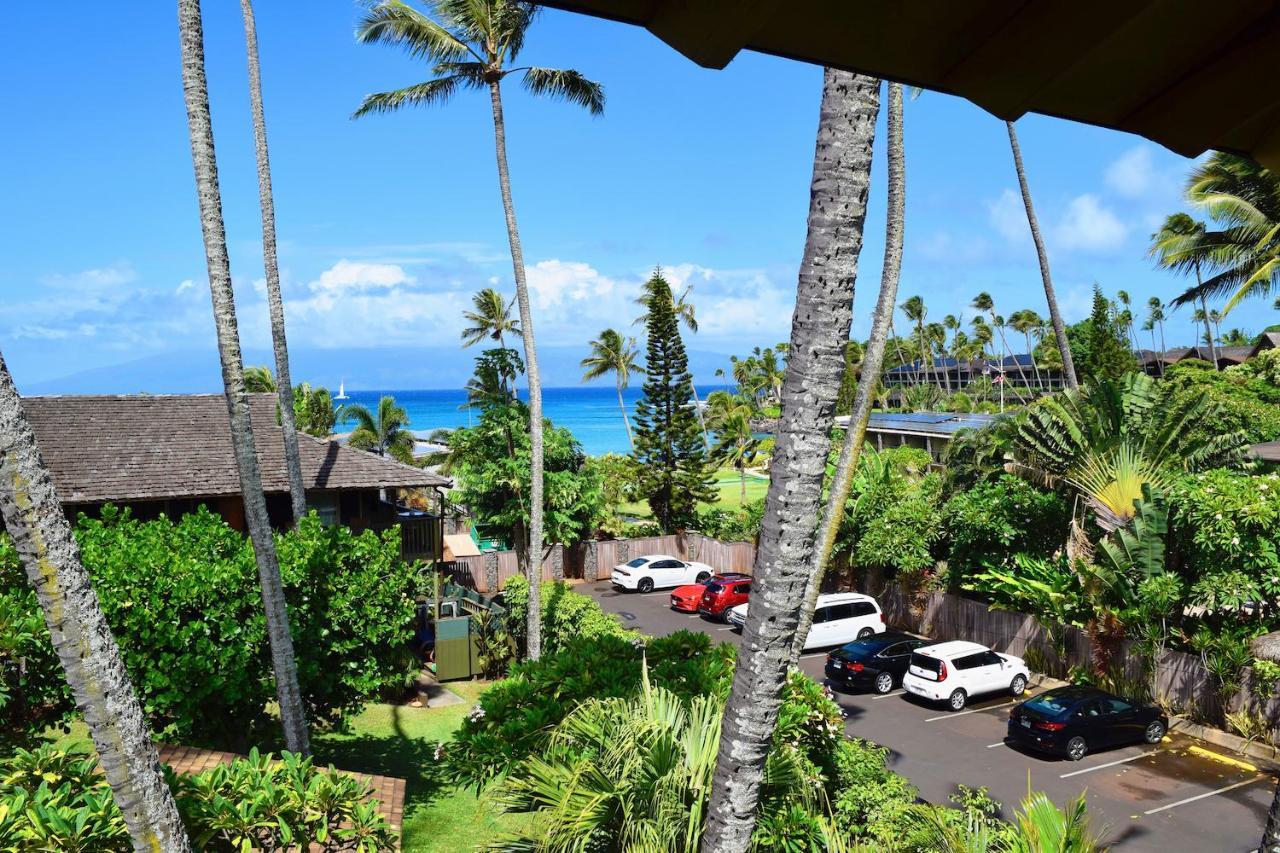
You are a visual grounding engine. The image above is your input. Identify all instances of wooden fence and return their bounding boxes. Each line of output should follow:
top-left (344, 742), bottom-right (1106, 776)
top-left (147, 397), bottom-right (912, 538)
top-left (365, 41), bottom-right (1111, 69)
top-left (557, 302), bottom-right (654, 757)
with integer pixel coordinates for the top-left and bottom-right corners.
top-left (880, 586), bottom-right (1280, 737)
top-left (446, 533), bottom-right (758, 593)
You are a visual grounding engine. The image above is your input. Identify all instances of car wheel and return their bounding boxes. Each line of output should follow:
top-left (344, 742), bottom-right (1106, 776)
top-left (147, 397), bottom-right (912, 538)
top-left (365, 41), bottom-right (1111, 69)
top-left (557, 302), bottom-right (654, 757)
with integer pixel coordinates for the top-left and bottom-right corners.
top-left (695, 571), bottom-right (710, 583)
top-left (948, 689), bottom-right (967, 711)
top-left (857, 627), bottom-right (875, 640)
top-left (1066, 736), bottom-right (1088, 761)
top-left (1009, 674), bottom-right (1028, 696)
top-left (874, 672), bottom-right (894, 694)
top-left (1144, 721), bottom-right (1166, 744)
top-left (637, 578), bottom-right (654, 593)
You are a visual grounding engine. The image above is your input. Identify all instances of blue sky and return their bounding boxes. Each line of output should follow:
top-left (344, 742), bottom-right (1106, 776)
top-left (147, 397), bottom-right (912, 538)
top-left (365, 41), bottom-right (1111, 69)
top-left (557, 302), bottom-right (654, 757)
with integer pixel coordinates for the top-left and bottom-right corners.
top-left (3, 3), bottom-right (1276, 393)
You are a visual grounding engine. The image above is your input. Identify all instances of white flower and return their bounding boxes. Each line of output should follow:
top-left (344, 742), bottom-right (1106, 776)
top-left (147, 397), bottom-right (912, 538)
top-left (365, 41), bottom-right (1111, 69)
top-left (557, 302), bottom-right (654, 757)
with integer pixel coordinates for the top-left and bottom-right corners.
top-left (1232, 537), bottom-right (1241, 545)
top-left (433, 743), bottom-right (446, 761)
top-left (1261, 484), bottom-right (1270, 492)
top-left (467, 705), bottom-right (487, 723)
top-left (1215, 513), bottom-right (1223, 520)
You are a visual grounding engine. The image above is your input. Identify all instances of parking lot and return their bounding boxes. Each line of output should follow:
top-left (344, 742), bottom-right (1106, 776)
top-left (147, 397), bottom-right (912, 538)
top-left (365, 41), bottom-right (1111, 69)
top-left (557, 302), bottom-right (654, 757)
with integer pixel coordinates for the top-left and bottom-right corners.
top-left (584, 580), bottom-right (1276, 852)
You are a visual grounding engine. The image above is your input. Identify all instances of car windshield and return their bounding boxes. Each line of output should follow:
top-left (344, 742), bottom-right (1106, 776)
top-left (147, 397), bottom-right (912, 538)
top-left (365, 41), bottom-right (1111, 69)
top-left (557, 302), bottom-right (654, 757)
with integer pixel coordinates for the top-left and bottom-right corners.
top-left (1023, 693), bottom-right (1076, 718)
top-left (838, 638), bottom-right (891, 658)
top-left (704, 583), bottom-right (723, 593)
top-left (909, 652), bottom-right (942, 674)
top-left (626, 558), bottom-right (648, 568)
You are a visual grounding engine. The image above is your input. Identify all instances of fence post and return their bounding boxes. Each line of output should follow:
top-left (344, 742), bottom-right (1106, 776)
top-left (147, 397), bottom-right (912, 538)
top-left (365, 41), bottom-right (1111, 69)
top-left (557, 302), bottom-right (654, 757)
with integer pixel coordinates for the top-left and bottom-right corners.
top-left (484, 552), bottom-right (498, 594)
top-left (584, 540), bottom-right (598, 581)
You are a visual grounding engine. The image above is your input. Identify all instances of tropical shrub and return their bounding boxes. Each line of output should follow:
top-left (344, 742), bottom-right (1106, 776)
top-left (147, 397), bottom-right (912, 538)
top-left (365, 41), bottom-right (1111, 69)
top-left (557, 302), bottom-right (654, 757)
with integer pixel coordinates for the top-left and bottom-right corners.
top-left (835, 447), bottom-right (943, 577)
top-left (0, 555), bottom-right (68, 744)
top-left (0, 744), bottom-right (395, 852)
top-left (500, 576), bottom-right (632, 658)
top-left (1162, 360), bottom-right (1280, 445)
top-left (942, 475), bottom-right (1070, 587)
top-left (1, 508), bottom-right (418, 747)
top-left (450, 630), bottom-right (733, 786)
top-left (696, 499), bottom-right (765, 541)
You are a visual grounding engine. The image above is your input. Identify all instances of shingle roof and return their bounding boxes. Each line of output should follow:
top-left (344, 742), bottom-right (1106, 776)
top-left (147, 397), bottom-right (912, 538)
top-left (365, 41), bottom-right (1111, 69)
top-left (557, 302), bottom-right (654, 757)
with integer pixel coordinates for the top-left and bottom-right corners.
top-left (22, 394), bottom-right (448, 504)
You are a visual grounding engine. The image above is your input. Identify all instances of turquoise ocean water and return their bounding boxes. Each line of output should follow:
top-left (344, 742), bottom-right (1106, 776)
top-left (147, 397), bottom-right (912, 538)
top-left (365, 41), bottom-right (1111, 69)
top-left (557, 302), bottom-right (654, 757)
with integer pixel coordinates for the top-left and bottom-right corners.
top-left (336, 385), bottom-right (731, 457)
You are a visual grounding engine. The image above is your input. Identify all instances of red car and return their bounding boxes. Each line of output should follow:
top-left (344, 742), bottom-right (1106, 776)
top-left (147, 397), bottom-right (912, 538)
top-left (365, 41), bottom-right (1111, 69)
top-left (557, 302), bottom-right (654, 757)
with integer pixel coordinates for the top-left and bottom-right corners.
top-left (698, 574), bottom-right (753, 620)
top-left (669, 573), bottom-right (750, 615)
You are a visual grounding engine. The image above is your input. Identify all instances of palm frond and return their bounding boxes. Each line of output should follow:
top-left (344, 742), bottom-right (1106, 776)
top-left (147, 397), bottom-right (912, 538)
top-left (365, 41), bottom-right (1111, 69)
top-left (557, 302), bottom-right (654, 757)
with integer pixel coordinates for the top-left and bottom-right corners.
top-left (519, 67), bottom-right (605, 115)
top-left (353, 76), bottom-right (472, 117)
top-left (356, 0), bottom-right (476, 62)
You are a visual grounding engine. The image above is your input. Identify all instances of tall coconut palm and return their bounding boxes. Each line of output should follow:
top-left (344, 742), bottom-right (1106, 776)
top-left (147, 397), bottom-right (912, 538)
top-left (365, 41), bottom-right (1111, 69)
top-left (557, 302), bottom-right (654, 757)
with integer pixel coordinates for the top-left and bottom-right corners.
top-left (973, 292), bottom-right (1028, 403)
top-left (705, 391), bottom-right (764, 504)
top-left (792, 80), bottom-right (906, 662)
top-left (178, 0), bottom-right (310, 756)
top-left (703, 68), bottom-right (880, 851)
top-left (900, 296), bottom-right (930, 388)
top-left (1151, 214), bottom-right (1220, 370)
top-left (1209, 308), bottom-right (1225, 347)
top-left (1010, 309), bottom-right (1045, 390)
top-left (1006, 120), bottom-right (1079, 390)
top-left (580, 328), bottom-right (643, 449)
top-left (461, 286), bottom-right (521, 350)
top-left (241, 0), bottom-right (307, 525)
top-left (0, 353), bottom-right (191, 850)
top-left (1146, 297), bottom-right (1167, 375)
top-left (1116, 289), bottom-right (1138, 351)
top-left (355, 0), bottom-right (603, 663)
top-left (339, 396), bottom-right (416, 463)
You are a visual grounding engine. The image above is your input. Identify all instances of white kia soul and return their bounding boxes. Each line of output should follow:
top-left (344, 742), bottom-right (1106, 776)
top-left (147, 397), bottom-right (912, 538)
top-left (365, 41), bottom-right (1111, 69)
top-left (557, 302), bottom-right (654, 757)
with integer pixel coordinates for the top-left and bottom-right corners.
top-left (728, 592), bottom-right (885, 651)
top-left (901, 640), bottom-right (1029, 711)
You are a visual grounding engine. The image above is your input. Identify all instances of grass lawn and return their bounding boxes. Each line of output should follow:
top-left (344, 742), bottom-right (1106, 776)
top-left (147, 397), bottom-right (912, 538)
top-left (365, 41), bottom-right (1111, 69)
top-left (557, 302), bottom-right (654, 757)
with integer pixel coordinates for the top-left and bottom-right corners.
top-left (309, 681), bottom-right (526, 852)
top-left (619, 467), bottom-right (769, 519)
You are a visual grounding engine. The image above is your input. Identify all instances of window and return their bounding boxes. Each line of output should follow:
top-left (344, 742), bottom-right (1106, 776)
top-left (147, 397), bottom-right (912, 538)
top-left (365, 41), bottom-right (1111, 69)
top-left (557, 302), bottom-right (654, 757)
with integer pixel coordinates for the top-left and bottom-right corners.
top-left (826, 603), bottom-right (856, 621)
top-left (1101, 697), bottom-right (1133, 714)
top-left (1024, 692), bottom-right (1073, 717)
top-left (733, 583), bottom-right (751, 594)
top-left (626, 558), bottom-right (648, 568)
top-left (849, 601), bottom-right (878, 617)
top-left (981, 652), bottom-right (1004, 667)
top-left (812, 606), bottom-right (830, 624)
top-left (705, 583), bottom-right (723, 594)
top-left (910, 652), bottom-right (942, 676)
top-left (882, 642), bottom-right (909, 657)
top-left (953, 653), bottom-right (986, 671)
top-left (653, 560), bottom-right (680, 569)
top-left (1074, 701), bottom-right (1103, 718)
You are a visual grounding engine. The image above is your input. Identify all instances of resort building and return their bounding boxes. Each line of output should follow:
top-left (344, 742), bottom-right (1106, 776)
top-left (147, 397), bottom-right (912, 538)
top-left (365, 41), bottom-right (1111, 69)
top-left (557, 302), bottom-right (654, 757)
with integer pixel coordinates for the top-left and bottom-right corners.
top-left (1138, 332), bottom-right (1280, 375)
top-left (19, 394), bottom-right (449, 561)
top-left (834, 412), bottom-right (997, 463)
top-left (881, 355), bottom-right (1065, 394)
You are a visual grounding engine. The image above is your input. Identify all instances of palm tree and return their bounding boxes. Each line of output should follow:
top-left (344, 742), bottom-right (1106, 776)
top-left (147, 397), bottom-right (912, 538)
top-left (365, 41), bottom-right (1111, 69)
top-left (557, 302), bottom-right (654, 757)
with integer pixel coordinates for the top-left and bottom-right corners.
top-left (1209, 308), bottom-right (1225, 347)
top-left (340, 396), bottom-right (415, 463)
top-left (1010, 309), bottom-right (1045, 390)
top-left (244, 364), bottom-right (276, 392)
top-left (901, 295), bottom-right (930, 389)
top-left (793, 80), bottom-right (907, 662)
top-left (705, 391), bottom-right (764, 503)
top-left (1162, 153), bottom-right (1280, 313)
top-left (355, 0), bottom-right (603, 663)
top-left (703, 68), bottom-right (880, 851)
top-left (1150, 213), bottom-right (1220, 370)
top-left (240, 0), bottom-right (307, 526)
top-left (581, 328), bottom-right (643, 449)
top-left (908, 788), bottom-right (1104, 852)
top-left (0, 354), bottom-right (191, 850)
top-left (1005, 120), bottom-right (1079, 390)
top-left (461, 286), bottom-right (520, 350)
top-left (1220, 327), bottom-right (1252, 346)
top-left (973, 293), bottom-right (1028, 403)
top-left (1116, 289), bottom-right (1138, 351)
top-left (1146, 297), bottom-right (1167, 375)
top-left (178, 0), bottom-right (309, 756)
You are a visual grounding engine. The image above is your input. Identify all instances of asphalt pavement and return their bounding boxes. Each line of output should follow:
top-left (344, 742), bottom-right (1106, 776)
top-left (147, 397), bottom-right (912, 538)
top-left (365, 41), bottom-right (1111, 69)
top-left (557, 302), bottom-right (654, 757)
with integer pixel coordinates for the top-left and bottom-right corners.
top-left (584, 579), bottom-right (1275, 852)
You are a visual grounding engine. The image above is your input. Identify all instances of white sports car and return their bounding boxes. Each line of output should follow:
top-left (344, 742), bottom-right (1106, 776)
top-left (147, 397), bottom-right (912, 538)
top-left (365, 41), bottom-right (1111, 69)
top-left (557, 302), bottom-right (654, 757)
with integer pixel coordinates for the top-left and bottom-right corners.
top-left (611, 555), bottom-right (715, 593)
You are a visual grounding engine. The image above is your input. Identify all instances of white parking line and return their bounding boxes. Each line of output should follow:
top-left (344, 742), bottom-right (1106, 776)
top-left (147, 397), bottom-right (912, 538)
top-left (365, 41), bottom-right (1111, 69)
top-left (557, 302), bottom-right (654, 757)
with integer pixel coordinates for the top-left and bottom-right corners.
top-left (715, 626), bottom-right (736, 632)
top-left (924, 700), bottom-right (1015, 722)
top-left (799, 652), bottom-right (828, 659)
top-left (986, 740), bottom-right (1008, 748)
top-left (1060, 748), bottom-right (1162, 778)
top-left (873, 690), bottom-right (905, 700)
top-left (1143, 776), bottom-right (1266, 815)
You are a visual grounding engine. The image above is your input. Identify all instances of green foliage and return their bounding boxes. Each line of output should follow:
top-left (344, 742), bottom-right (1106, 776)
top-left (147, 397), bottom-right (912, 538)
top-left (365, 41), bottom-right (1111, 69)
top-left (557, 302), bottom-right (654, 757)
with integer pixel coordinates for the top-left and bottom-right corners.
top-left (449, 631), bottom-right (734, 787)
top-left (2, 508), bottom-right (417, 747)
top-left (967, 555), bottom-right (1086, 633)
top-left (830, 738), bottom-right (917, 843)
top-left (1096, 483), bottom-right (1168, 581)
top-left (1190, 623), bottom-right (1257, 700)
top-left (465, 348), bottom-right (524, 410)
top-left (835, 447), bottom-right (943, 576)
top-left (340, 395), bottom-right (415, 464)
top-left (0, 553), bottom-right (68, 744)
top-left (1076, 285), bottom-right (1139, 385)
top-left (292, 382), bottom-right (337, 437)
top-left (0, 744), bottom-right (395, 852)
top-left (500, 576), bottom-right (631, 659)
top-left (450, 402), bottom-right (604, 550)
top-left (1251, 659), bottom-right (1280, 700)
top-left (942, 475), bottom-right (1069, 587)
top-left (696, 500), bottom-right (765, 542)
top-left (632, 270), bottom-right (715, 531)
top-left (1161, 359), bottom-right (1280, 444)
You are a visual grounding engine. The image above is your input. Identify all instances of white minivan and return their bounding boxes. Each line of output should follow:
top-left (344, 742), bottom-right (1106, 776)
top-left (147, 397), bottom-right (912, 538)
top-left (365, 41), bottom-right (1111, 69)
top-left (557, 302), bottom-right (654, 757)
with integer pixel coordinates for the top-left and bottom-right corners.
top-left (902, 640), bottom-right (1029, 711)
top-left (728, 592), bottom-right (885, 651)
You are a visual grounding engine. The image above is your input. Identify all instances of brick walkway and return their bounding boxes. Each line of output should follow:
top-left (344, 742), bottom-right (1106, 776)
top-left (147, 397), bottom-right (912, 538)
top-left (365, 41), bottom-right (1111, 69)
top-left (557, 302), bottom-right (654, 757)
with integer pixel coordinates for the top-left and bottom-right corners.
top-left (158, 744), bottom-right (406, 847)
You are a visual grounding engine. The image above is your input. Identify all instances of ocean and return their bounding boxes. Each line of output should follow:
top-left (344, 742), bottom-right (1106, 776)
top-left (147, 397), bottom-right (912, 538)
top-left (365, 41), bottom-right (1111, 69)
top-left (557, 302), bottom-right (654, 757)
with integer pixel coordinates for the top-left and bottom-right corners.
top-left (335, 385), bottom-right (732, 457)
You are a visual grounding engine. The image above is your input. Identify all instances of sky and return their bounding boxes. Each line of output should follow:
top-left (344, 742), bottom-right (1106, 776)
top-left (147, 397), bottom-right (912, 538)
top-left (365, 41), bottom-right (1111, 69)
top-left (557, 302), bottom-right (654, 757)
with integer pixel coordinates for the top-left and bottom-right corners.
top-left (2, 4), bottom-right (1276, 394)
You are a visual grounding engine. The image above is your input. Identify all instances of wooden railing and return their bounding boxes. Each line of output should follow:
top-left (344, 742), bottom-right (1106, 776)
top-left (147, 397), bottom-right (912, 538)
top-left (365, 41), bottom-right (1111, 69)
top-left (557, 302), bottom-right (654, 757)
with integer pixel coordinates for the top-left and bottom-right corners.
top-left (397, 515), bottom-right (442, 562)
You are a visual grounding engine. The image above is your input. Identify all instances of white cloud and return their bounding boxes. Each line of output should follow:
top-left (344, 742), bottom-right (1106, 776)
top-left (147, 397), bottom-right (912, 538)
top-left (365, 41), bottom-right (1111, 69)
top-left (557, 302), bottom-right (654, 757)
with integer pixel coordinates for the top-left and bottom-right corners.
top-left (986, 189), bottom-right (1029, 243)
top-left (1105, 146), bottom-right (1157, 199)
top-left (41, 263), bottom-right (136, 291)
top-left (309, 260), bottom-right (415, 295)
top-left (175, 279), bottom-right (196, 295)
top-left (1053, 194), bottom-right (1128, 252)
top-left (525, 259), bottom-right (619, 310)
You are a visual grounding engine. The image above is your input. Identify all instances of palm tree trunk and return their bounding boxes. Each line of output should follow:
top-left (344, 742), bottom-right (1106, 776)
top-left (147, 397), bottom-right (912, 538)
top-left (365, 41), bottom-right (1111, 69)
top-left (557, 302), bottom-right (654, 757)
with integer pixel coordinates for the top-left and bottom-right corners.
top-left (616, 379), bottom-right (634, 449)
top-left (703, 69), bottom-right (879, 852)
top-left (1023, 330), bottom-right (1044, 391)
top-left (792, 79), bottom-right (904, 663)
top-left (0, 353), bottom-right (192, 851)
top-left (1006, 121), bottom-right (1078, 390)
top-left (1200, 290), bottom-right (1219, 370)
top-left (690, 380), bottom-right (711, 451)
top-left (489, 81), bottom-right (550, 623)
top-left (241, 0), bottom-right (306, 525)
top-left (179, 0), bottom-right (310, 755)
top-left (1157, 319), bottom-right (1167, 377)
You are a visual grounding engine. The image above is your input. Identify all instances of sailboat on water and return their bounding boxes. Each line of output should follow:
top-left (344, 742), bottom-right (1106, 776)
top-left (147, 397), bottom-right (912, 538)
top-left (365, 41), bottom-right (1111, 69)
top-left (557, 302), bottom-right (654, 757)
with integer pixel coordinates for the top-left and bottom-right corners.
top-left (334, 381), bottom-right (349, 401)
